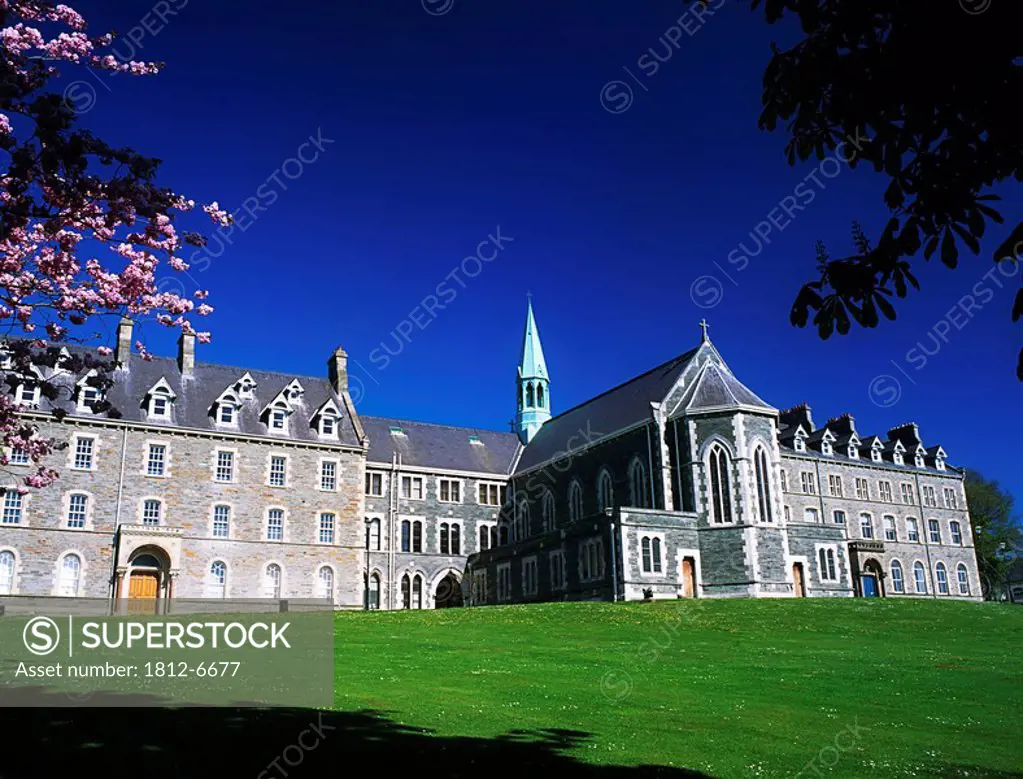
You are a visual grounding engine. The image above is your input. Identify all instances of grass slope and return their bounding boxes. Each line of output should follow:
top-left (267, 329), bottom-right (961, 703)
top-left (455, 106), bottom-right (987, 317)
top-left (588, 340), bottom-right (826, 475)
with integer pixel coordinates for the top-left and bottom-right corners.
top-left (334, 599), bottom-right (1023, 778)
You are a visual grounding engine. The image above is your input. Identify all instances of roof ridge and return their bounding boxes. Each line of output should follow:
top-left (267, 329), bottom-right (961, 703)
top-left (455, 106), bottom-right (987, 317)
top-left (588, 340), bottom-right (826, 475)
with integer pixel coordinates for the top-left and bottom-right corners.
top-left (544, 348), bottom-right (698, 422)
top-left (361, 415), bottom-right (517, 437)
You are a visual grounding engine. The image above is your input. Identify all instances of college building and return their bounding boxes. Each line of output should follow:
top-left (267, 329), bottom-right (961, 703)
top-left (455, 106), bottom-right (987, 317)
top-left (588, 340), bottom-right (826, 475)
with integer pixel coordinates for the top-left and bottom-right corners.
top-left (0, 302), bottom-right (981, 608)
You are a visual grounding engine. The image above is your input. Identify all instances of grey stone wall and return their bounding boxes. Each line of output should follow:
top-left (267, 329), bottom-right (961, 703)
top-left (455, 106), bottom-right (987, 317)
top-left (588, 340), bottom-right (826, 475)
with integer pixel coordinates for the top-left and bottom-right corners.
top-left (0, 415), bottom-right (366, 606)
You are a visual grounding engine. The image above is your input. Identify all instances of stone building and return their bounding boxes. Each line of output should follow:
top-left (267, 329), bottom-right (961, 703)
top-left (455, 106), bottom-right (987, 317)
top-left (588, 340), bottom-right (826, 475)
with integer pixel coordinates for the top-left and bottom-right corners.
top-left (466, 318), bottom-right (982, 605)
top-left (0, 302), bottom-right (982, 609)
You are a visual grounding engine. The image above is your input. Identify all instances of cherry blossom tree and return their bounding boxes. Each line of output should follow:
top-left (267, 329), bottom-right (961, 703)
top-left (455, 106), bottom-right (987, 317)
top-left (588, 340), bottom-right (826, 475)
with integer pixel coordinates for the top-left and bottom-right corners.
top-left (0, 0), bottom-right (230, 490)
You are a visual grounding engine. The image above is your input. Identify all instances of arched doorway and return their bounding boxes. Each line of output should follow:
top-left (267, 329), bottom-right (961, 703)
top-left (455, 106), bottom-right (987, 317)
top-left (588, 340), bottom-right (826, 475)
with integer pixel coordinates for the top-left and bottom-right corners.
top-left (860, 558), bottom-right (883, 598)
top-left (126, 547), bottom-right (169, 614)
top-left (792, 563), bottom-right (806, 597)
top-left (680, 557), bottom-right (697, 598)
top-left (434, 572), bottom-right (463, 608)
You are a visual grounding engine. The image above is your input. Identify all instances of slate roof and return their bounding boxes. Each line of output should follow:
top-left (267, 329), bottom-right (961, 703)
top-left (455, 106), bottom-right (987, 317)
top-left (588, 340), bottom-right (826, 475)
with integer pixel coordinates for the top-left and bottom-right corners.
top-left (515, 349), bottom-right (699, 474)
top-left (674, 360), bottom-right (774, 414)
top-left (361, 415), bottom-right (520, 475)
top-left (7, 347), bottom-right (364, 447)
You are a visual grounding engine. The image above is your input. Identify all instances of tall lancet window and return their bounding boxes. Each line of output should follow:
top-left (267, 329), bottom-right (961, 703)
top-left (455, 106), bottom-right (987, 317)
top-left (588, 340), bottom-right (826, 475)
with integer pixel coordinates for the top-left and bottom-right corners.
top-left (536, 383), bottom-right (544, 408)
top-left (629, 458), bottom-right (648, 508)
top-left (708, 445), bottom-right (733, 524)
top-left (526, 384), bottom-right (535, 407)
top-left (754, 446), bottom-right (773, 522)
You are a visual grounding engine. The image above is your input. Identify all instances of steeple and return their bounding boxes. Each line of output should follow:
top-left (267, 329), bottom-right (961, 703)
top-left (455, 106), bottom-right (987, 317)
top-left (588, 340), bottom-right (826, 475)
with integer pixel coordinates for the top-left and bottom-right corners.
top-left (515, 294), bottom-right (551, 445)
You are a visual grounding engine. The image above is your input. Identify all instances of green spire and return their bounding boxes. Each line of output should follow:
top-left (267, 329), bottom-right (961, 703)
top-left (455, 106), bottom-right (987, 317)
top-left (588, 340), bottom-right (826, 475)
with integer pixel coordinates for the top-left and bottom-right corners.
top-left (515, 294), bottom-right (551, 445)
top-left (519, 293), bottom-right (549, 381)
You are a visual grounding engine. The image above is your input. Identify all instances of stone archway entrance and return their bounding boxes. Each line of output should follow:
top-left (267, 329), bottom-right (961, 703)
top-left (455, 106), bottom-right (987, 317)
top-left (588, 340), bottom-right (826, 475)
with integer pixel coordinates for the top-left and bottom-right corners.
top-left (121, 547), bottom-right (170, 614)
top-left (434, 572), bottom-right (463, 608)
top-left (860, 558), bottom-right (883, 598)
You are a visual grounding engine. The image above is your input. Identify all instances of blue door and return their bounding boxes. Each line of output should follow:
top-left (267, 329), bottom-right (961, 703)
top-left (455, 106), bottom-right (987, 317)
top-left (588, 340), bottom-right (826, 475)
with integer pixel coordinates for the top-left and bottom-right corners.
top-left (862, 575), bottom-right (879, 597)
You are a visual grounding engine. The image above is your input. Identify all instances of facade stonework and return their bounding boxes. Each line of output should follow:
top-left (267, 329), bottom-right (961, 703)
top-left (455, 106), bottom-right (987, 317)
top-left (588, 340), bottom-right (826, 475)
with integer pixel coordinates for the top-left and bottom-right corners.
top-left (0, 310), bottom-right (982, 610)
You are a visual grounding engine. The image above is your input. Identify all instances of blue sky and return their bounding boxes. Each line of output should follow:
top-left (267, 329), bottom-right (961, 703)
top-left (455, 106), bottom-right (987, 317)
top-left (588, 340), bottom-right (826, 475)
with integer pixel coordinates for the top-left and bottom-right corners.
top-left (71, 0), bottom-right (1022, 503)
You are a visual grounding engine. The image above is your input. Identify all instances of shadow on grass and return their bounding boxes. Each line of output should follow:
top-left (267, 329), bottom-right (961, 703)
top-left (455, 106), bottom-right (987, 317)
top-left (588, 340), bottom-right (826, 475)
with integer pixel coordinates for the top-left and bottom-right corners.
top-left (0, 687), bottom-right (711, 778)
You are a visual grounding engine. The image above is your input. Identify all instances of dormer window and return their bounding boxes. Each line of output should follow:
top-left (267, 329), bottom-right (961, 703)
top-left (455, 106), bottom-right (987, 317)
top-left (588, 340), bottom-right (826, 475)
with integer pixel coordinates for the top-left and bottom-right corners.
top-left (793, 435), bottom-right (806, 453)
top-left (80, 385), bottom-right (101, 408)
top-left (320, 415), bottom-right (336, 437)
top-left (935, 457), bottom-right (945, 471)
top-left (15, 381), bottom-right (39, 407)
top-left (821, 441), bottom-right (833, 456)
top-left (871, 447), bottom-right (882, 463)
top-left (149, 390), bottom-right (172, 419)
top-left (914, 453), bottom-right (925, 468)
top-left (848, 445), bottom-right (858, 459)
top-left (893, 451), bottom-right (904, 465)
top-left (270, 407), bottom-right (288, 431)
top-left (219, 405), bottom-right (235, 425)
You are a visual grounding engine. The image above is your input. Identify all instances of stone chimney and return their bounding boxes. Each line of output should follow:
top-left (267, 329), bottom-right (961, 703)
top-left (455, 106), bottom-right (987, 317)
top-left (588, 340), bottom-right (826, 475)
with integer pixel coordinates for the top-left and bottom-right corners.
top-left (780, 403), bottom-right (814, 432)
top-left (327, 346), bottom-right (348, 394)
top-left (887, 422), bottom-right (922, 447)
top-left (116, 317), bottom-right (133, 367)
top-left (178, 331), bottom-right (195, 376)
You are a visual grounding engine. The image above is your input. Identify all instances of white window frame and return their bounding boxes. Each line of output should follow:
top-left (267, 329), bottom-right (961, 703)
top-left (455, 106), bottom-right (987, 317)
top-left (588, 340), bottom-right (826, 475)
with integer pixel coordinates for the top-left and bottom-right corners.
top-left (318, 512), bottom-right (336, 544)
top-left (144, 440), bottom-right (169, 478)
top-left (70, 434), bottom-right (97, 471)
top-left (639, 532), bottom-right (666, 576)
top-left (365, 471), bottom-right (384, 497)
top-left (55, 551), bottom-right (84, 597)
top-left (878, 480), bottom-right (893, 503)
top-left (827, 474), bottom-right (843, 498)
top-left (1, 489), bottom-right (25, 526)
top-left (913, 561), bottom-right (928, 594)
top-left (266, 507), bottom-right (286, 542)
top-left (800, 471), bottom-right (816, 495)
top-left (928, 519), bottom-right (941, 544)
top-left (438, 520), bottom-right (463, 555)
top-left (319, 458), bottom-right (339, 492)
top-left (883, 515), bottom-right (897, 541)
top-left (935, 561), bottom-right (949, 595)
top-left (148, 389), bottom-right (173, 420)
top-left (950, 520), bottom-right (963, 545)
top-left (401, 475), bottom-right (424, 501)
top-left (943, 487), bottom-right (958, 509)
top-left (438, 477), bottom-right (463, 504)
top-left (206, 559), bottom-right (229, 598)
top-left (139, 496), bottom-right (162, 527)
top-left (211, 504), bottom-right (232, 539)
top-left (549, 548), bottom-right (566, 591)
top-left (267, 453), bottom-right (289, 488)
top-left (65, 491), bottom-right (91, 530)
top-left (815, 544), bottom-right (839, 582)
top-left (855, 478), bottom-right (869, 500)
top-left (213, 448), bottom-right (237, 483)
top-left (907, 517), bottom-right (920, 542)
top-left (264, 562), bottom-right (284, 599)
top-left (859, 512), bottom-right (874, 539)
top-left (901, 483), bottom-right (915, 504)
top-left (890, 559), bottom-right (905, 593)
top-left (804, 507), bottom-right (819, 524)
top-left (833, 509), bottom-right (846, 525)
top-left (0, 547), bottom-right (19, 595)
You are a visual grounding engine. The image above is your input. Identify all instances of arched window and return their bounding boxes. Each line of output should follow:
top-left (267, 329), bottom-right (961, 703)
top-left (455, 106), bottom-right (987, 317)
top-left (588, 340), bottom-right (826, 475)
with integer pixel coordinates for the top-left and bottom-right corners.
top-left (753, 447), bottom-right (772, 522)
top-left (58, 553), bottom-right (81, 596)
top-left (913, 561), bottom-right (927, 594)
top-left (935, 562), bottom-right (949, 595)
top-left (526, 384), bottom-right (535, 407)
top-left (479, 525), bottom-right (489, 551)
top-left (412, 574), bottom-right (423, 609)
top-left (207, 560), bottom-right (227, 598)
top-left (514, 499), bottom-right (529, 541)
top-left (0, 550), bottom-right (14, 594)
top-left (401, 574), bottom-right (411, 609)
top-left (629, 458), bottom-right (648, 508)
top-left (568, 480), bottom-right (584, 522)
top-left (366, 572), bottom-right (380, 610)
top-left (537, 383), bottom-right (545, 408)
top-left (366, 518), bottom-right (381, 550)
top-left (265, 563), bottom-right (282, 599)
top-left (708, 445), bottom-right (732, 524)
top-left (859, 513), bottom-right (873, 539)
top-left (640, 536), bottom-right (663, 573)
top-left (817, 548), bottom-right (837, 581)
top-left (401, 520), bottom-right (411, 552)
top-left (440, 523), bottom-right (450, 553)
top-left (542, 490), bottom-right (555, 532)
top-left (451, 524), bottom-right (461, 555)
top-left (318, 566), bottom-right (334, 602)
top-left (597, 469), bottom-right (614, 513)
top-left (890, 560), bottom-right (905, 593)
top-left (642, 537), bottom-right (652, 572)
top-left (956, 564), bottom-right (970, 595)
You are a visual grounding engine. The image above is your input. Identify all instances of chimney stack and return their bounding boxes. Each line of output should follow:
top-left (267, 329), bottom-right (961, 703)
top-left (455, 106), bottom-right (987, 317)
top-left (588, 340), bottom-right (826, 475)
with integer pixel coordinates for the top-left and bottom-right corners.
top-left (116, 317), bottom-right (133, 367)
top-left (328, 346), bottom-right (348, 394)
top-left (178, 331), bottom-right (195, 377)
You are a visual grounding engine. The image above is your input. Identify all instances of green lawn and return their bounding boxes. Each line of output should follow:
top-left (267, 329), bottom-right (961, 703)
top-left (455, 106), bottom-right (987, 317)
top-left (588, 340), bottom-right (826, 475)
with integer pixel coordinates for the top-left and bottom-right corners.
top-left (333, 599), bottom-right (1023, 778)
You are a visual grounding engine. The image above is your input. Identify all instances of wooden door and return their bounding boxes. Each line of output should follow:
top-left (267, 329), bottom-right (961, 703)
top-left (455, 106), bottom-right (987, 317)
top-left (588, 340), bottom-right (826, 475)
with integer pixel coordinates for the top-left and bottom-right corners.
top-left (129, 571), bottom-right (158, 598)
top-left (681, 558), bottom-right (695, 598)
top-left (792, 563), bottom-right (805, 597)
